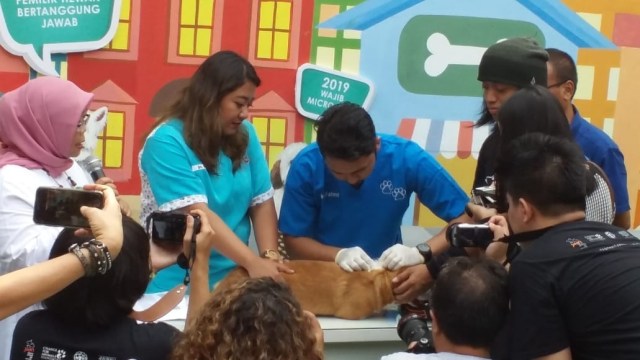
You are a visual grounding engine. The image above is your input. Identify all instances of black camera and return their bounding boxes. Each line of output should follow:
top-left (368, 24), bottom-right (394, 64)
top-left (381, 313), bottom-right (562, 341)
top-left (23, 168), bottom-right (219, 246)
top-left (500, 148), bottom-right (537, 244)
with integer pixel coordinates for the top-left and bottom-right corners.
top-left (397, 300), bottom-right (436, 354)
top-left (146, 211), bottom-right (201, 244)
top-left (446, 223), bottom-right (494, 249)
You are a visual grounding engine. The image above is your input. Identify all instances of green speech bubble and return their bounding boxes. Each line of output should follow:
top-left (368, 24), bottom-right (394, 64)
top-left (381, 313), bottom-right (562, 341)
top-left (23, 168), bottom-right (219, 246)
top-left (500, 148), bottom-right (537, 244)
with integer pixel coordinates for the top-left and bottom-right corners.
top-left (0, 0), bottom-right (121, 76)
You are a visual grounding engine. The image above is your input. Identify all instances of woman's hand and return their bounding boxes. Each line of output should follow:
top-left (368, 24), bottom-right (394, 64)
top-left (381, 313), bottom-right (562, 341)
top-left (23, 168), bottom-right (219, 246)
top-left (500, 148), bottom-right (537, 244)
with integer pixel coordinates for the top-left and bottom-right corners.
top-left (77, 184), bottom-right (123, 258)
top-left (246, 258), bottom-right (293, 282)
top-left (185, 209), bottom-right (216, 261)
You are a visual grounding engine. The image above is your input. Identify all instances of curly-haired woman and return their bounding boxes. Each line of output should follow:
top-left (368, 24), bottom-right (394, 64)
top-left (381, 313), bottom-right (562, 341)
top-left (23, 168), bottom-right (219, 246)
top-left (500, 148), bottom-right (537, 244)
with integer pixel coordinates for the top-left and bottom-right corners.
top-left (172, 277), bottom-right (324, 360)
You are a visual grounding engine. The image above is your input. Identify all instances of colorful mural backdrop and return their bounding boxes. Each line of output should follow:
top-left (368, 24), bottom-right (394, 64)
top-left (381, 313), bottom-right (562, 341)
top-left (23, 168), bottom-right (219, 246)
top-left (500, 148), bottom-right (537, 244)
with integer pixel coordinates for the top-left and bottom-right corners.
top-left (1, 0), bottom-right (639, 228)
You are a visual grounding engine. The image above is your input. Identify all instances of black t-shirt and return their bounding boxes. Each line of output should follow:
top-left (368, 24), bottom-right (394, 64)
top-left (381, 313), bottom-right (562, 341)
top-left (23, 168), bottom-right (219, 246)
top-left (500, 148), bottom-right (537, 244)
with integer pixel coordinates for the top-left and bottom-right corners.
top-left (508, 221), bottom-right (640, 360)
top-left (472, 130), bottom-right (500, 189)
top-left (10, 310), bottom-right (180, 360)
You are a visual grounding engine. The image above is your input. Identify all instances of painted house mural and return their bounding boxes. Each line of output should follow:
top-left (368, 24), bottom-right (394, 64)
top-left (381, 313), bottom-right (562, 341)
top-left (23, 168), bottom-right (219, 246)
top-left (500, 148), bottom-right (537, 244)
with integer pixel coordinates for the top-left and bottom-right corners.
top-left (1, 0), bottom-right (639, 227)
top-left (320, 0), bottom-right (640, 227)
top-left (1, 0), bottom-right (313, 200)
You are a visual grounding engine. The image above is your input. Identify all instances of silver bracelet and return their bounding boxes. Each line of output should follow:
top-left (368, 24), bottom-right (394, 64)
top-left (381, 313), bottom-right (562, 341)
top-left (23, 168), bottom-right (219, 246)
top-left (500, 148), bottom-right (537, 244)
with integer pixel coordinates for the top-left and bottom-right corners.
top-left (68, 243), bottom-right (95, 277)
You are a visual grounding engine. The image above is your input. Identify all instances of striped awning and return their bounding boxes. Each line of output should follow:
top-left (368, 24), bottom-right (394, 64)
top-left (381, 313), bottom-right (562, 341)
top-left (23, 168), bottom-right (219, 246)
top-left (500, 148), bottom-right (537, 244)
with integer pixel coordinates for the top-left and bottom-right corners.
top-left (397, 118), bottom-right (491, 159)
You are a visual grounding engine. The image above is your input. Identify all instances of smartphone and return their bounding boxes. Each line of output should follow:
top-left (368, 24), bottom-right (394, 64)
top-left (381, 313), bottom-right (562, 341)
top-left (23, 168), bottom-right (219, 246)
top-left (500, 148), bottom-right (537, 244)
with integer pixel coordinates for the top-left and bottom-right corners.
top-left (33, 187), bottom-right (104, 228)
top-left (445, 223), bottom-right (494, 249)
top-left (147, 211), bottom-right (201, 244)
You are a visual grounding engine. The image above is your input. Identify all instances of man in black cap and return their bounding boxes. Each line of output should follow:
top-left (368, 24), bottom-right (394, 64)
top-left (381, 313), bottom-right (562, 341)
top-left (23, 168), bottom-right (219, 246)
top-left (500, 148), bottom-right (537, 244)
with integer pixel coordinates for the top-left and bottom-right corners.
top-left (472, 37), bottom-right (549, 190)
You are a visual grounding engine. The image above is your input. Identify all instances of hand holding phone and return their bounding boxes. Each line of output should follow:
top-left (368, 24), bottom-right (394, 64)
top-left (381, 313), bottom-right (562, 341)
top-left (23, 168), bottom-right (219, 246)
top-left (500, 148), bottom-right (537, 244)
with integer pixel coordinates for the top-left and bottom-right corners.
top-left (33, 187), bottom-right (105, 228)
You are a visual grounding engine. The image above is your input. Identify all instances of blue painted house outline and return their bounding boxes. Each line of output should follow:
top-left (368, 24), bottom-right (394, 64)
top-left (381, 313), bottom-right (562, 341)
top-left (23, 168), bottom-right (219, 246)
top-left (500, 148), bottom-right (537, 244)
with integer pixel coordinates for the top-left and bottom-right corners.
top-left (318, 0), bottom-right (616, 135)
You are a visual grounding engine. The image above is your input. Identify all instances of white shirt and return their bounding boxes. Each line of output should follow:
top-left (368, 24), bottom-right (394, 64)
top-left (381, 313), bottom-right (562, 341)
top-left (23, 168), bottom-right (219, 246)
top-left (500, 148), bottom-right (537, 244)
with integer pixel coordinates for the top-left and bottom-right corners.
top-left (381, 352), bottom-right (491, 360)
top-left (0, 163), bottom-right (91, 359)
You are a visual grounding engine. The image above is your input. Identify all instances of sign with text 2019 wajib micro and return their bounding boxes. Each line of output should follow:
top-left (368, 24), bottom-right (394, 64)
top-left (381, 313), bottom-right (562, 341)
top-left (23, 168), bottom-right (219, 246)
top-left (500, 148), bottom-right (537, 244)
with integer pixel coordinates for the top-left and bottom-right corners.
top-left (0, 0), bottom-right (122, 76)
top-left (295, 64), bottom-right (375, 120)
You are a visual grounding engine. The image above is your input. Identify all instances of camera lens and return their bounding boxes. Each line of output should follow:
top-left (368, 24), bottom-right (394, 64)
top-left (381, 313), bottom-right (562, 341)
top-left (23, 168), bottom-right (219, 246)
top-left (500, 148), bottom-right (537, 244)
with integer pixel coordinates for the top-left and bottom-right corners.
top-left (397, 309), bottom-right (435, 354)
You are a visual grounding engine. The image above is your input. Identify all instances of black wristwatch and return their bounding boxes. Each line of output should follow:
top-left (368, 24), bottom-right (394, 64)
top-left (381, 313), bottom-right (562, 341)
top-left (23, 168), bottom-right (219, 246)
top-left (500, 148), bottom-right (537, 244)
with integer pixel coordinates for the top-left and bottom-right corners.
top-left (416, 243), bottom-right (432, 263)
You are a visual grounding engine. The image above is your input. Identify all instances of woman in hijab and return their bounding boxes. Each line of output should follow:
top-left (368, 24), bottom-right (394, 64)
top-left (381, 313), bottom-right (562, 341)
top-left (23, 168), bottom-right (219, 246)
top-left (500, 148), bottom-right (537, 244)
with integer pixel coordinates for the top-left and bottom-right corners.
top-left (0, 76), bottom-right (97, 357)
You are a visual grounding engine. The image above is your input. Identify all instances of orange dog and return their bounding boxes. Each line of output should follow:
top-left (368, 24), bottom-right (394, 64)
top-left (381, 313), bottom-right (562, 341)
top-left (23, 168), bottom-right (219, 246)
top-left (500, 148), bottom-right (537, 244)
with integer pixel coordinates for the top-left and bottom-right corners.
top-left (215, 260), bottom-right (398, 320)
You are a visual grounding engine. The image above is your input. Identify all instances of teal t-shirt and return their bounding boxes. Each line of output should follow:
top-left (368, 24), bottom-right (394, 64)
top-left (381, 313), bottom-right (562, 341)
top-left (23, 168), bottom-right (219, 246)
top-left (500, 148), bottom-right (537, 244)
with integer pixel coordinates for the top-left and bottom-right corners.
top-left (140, 119), bottom-right (272, 292)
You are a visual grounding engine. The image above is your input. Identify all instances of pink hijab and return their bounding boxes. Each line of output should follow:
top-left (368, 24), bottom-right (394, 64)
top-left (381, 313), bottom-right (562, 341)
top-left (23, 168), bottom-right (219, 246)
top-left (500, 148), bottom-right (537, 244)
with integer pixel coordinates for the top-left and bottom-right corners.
top-left (0, 76), bottom-right (93, 177)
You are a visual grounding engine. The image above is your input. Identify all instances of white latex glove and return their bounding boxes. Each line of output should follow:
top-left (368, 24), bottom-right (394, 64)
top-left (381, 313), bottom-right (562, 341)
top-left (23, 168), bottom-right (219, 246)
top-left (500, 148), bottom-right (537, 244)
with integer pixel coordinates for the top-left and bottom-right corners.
top-left (379, 244), bottom-right (424, 270)
top-left (334, 246), bottom-right (377, 272)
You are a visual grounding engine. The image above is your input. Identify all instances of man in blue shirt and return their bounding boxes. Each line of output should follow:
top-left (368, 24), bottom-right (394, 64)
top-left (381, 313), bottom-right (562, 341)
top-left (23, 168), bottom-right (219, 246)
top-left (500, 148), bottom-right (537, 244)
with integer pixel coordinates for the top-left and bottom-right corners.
top-left (546, 48), bottom-right (630, 229)
top-left (279, 103), bottom-right (472, 302)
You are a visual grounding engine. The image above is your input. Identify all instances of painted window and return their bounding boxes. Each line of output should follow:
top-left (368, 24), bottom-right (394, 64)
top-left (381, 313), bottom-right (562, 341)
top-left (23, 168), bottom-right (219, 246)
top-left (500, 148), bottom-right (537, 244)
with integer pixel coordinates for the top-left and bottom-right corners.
top-left (249, 0), bottom-right (301, 68)
top-left (312, 2), bottom-right (362, 72)
top-left (251, 115), bottom-right (287, 169)
top-left (96, 111), bottom-right (125, 169)
top-left (85, 0), bottom-right (140, 60)
top-left (178, 0), bottom-right (215, 57)
top-left (104, 0), bottom-right (132, 51)
top-left (256, 0), bottom-right (292, 61)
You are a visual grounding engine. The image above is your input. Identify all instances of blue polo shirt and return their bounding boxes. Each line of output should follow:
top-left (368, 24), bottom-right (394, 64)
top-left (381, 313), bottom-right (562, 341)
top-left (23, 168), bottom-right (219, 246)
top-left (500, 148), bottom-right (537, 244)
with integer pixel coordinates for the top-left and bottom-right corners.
top-left (571, 108), bottom-right (629, 214)
top-left (279, 134), bottom-right (469, 258)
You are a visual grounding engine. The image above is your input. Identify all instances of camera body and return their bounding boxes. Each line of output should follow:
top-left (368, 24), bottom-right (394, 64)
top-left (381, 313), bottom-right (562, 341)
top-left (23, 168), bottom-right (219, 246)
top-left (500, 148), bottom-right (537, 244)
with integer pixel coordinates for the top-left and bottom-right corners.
top-left (397, 300), bottom-right (436, 354)
top-left (471, 185), bottom-right (497, 208)
top-left (147, 211), bottom-right (201, 244)
top-left (33, 187), bottom-right (104, 228)
top-left (446, 223), bottom-right (494, 249)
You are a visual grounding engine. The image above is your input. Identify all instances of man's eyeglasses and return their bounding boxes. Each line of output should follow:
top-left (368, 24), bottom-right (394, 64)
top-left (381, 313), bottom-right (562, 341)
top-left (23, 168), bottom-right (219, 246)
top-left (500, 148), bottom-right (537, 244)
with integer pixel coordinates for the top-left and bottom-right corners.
top-left (77, 113), bottom-right (90, 132)
top-left (547, 80), bottom-right (569, 89)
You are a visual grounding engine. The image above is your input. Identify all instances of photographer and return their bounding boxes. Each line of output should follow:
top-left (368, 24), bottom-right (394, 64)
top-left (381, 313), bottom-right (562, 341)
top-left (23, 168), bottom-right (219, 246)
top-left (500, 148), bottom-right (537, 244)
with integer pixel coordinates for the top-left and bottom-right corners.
top-left (9, 208), bottom-right (215, 359)
top-left (384, 257), bottom-right (508, 360)
top-left (490, 133), bottom-right (640, 359)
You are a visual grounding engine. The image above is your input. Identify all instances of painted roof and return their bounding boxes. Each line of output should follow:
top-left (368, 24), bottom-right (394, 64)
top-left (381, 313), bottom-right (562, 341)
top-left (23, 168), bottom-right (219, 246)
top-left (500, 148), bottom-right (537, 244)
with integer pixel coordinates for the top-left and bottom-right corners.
top-left (319, 0), bottom-right (616, 49)
top-left (397, 118), bottom-right (490, 159)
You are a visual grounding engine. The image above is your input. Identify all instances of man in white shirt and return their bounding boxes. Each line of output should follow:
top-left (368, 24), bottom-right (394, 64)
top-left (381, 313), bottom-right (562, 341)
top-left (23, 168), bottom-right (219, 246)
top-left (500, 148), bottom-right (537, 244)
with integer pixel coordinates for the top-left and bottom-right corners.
top-left (382, 257), bottom-right (508, 360)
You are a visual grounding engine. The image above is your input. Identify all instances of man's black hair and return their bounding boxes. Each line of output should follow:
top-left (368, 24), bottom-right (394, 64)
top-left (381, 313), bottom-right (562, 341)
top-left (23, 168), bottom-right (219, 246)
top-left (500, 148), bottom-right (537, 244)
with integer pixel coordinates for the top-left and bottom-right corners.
top-left (431, 257), bottom-right (509, 348)
top-left (495, 133), bottom-right (592, 217)
top-left (546, 48), bottom-right (578, 98)
top-left (314, 102), bottom-right (377, 160)
top-left (44, 216), bottom-right (151, 327)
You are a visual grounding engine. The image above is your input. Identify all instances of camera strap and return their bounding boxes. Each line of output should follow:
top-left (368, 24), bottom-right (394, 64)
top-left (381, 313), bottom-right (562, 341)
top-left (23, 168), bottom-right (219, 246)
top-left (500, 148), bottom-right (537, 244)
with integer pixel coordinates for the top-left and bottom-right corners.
top-left (129, 227), bottom-right (198, 323)
top-left (178, 232), bottom-right (197, 286)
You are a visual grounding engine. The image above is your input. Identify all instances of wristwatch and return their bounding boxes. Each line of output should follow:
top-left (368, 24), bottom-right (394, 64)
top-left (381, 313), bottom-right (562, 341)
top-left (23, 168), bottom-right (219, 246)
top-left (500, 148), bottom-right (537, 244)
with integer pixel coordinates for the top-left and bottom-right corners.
top-left (416, 243), bottom-right (432, 263)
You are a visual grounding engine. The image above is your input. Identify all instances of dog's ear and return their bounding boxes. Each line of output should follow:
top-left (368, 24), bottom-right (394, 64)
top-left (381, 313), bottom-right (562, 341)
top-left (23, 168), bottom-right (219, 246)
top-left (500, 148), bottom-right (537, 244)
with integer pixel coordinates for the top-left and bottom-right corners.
top-left (271, 159), bottom-right (283, 189)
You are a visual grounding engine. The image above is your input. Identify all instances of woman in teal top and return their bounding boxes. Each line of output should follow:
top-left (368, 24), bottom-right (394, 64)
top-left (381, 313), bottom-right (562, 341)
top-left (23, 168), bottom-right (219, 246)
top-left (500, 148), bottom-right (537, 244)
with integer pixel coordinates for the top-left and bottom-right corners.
top-left (139, 51), bottom-right (290, 291)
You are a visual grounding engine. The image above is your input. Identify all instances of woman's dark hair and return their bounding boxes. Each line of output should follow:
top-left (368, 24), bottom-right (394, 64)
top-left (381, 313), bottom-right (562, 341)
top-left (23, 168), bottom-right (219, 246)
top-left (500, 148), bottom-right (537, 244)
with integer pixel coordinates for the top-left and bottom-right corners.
top-left (492, 85), bottom-right (575, 212)
top-left (44, 216), bottom-right (151, 327)
top-left (475, 102), bottom-right (495, 128)
top-left (497, 85), bottom-right (573, 153)
top-left (152, 51), bottom-right (261, 174)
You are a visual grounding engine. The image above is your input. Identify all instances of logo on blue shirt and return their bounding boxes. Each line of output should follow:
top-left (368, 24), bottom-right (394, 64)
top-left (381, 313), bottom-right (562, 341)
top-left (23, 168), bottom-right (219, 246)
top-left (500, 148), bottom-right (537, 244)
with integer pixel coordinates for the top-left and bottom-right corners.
top-left (380, 180), bottom-right (406, 200)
